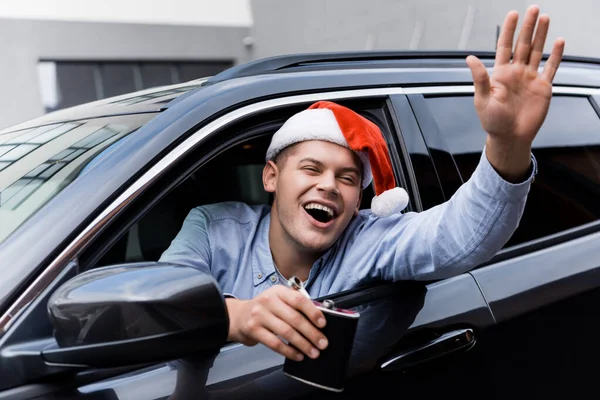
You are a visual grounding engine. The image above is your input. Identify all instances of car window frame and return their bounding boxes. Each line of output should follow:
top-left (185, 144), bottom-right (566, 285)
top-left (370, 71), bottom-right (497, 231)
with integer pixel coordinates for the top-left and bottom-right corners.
top-left (79, 96), bottom-right (412, 269)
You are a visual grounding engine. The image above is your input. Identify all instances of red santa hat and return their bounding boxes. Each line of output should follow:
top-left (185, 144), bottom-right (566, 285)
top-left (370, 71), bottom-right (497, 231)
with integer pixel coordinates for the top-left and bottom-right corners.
top-left (266, 101), bottom-right (409, 217)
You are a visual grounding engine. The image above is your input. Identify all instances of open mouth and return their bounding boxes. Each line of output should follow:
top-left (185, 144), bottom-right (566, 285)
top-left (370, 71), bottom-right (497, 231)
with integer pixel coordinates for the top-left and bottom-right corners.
top-left (304, 203), bottom-right (336, 224)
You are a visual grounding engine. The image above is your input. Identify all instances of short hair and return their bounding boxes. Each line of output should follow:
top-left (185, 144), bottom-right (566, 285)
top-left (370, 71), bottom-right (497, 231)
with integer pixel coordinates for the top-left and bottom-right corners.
top-left (271, 143), bottom-right (300, 168)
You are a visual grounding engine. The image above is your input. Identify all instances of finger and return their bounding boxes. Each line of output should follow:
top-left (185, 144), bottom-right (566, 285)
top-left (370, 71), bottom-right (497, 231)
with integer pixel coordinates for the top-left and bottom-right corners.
top-left (271, 297), bottom-right (328, 351)
top-left (254, 327), bottom-right (305, 361)
top-left (263, 314), bottom-right (321, 359)
top-left (528, 14), bottom-right (550, 70)
top-left (495, 10), bottom-right (519, 65)
top-left (466, 55), bottom-right (491, 98)
top-left (513, 5), bottom-right (540, 64)
top-left (541, 37), bottom-right (565, 82)
top-left (280, 287), bottom-right (327, 329)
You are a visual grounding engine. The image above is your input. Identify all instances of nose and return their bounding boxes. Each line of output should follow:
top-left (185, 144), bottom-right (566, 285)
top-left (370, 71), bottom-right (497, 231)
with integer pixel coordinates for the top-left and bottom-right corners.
top-left (316, 172), bottom-right (339, 195)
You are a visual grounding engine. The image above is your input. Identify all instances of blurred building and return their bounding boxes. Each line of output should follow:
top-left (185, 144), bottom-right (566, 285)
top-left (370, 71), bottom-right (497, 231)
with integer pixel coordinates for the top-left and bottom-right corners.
top-left (0, 0), bottom-right (252, 130)
top-left (1, 0), bottom-right (598, 130)
top-left (249, 0), bottom-right (599, 60)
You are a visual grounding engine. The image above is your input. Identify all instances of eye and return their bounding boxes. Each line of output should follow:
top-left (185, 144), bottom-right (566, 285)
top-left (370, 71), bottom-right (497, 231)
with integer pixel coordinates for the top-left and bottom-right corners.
top-left (340, 175), bottom-right (357, 185)
top-left (302, 166), bottom-right (320, 173)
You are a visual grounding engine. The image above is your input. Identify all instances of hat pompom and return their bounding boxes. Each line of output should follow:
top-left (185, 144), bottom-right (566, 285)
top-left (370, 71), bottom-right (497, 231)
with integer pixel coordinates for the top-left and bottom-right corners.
top-left (371, 187), bottom-right (409, 217)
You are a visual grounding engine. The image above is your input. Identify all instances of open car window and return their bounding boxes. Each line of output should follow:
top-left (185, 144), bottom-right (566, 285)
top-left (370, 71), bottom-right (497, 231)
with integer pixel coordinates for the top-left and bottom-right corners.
top-left (82, 98), bottom-right (403, 287)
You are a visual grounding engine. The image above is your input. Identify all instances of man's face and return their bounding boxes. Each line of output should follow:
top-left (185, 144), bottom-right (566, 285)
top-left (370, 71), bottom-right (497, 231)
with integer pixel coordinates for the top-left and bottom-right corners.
top-left (263, 140), bottom-right (363, 253)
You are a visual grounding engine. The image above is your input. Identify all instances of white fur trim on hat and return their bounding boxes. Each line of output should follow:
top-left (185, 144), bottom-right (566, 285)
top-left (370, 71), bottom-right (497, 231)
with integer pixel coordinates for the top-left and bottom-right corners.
top-left (266, 108), bottom-right (373, 188)
top-left (371, 187), bottom-right (409, 217)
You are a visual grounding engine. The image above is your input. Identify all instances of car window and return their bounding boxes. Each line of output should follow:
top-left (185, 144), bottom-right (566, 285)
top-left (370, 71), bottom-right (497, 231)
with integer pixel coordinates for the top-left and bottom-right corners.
top-left (88, 100), bottom-right (392, 273)
top-left (0, 113), bottom-right (156, 245)
top-left (423, 94), bottom-right (600, 247)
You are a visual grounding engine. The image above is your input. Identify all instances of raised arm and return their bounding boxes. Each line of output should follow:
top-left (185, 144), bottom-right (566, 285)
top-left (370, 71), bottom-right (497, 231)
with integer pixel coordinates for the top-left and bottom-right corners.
top-left (353, 7), bottom-right (565, 282)
top-left (466, 5), bottom-right (564, 181)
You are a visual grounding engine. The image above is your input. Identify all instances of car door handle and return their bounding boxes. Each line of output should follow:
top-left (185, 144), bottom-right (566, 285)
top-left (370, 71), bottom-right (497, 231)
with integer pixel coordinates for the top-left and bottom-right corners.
top-left (380, 328), bottom-right (476, 371)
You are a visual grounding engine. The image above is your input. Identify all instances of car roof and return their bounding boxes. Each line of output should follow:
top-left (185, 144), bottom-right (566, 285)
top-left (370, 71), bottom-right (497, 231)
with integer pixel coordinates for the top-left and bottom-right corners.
top-left (202, 50), bottom-right (600, 86)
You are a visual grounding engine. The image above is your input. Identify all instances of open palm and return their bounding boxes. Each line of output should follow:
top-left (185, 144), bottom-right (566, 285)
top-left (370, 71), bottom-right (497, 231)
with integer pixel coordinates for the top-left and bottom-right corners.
top-left (467, 6), bottom-right (565, 144)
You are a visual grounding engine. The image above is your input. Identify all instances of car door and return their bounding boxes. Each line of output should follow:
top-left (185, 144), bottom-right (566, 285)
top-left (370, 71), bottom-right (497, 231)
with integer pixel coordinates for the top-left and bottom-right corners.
top-left (407, 87), bottom-right (600, 398)
top-left (0, 89), bottom-right (497, 400)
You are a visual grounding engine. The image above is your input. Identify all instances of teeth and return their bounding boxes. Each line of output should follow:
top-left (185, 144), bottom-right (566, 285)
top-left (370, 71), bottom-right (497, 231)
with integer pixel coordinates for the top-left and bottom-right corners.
top-left (304, 203), bottom-right (335, 217)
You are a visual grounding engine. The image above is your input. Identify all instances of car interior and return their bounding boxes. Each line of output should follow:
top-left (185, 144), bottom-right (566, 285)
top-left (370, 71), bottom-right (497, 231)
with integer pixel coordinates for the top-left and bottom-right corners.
top-left (452, 146), bottom-right (600, 248)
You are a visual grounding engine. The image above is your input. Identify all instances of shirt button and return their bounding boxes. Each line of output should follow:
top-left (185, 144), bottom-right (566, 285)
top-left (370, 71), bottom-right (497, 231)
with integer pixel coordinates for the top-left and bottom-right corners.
top-left (270, 275), bottom-right (277, 283)
top-left (257, 273), bottom-right (262, 279)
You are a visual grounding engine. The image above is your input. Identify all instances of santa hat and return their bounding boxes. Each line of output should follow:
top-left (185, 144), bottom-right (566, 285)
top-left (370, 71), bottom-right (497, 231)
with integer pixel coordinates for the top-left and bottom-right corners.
top-left (266, 101), bottom-right (409, 217)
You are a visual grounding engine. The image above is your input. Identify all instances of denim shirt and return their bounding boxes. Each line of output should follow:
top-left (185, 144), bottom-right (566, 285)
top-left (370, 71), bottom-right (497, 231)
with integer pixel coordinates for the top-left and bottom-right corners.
top-left (159, 150), bottom-right (536, 299)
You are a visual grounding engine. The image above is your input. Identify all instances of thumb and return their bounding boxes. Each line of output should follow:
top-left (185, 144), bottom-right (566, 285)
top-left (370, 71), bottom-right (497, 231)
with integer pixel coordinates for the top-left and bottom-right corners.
top-left (466, 55), bottom-right (491, 99)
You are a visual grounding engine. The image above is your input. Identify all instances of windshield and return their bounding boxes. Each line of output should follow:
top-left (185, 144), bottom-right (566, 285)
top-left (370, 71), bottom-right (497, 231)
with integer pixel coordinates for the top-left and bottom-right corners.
top-left (0, 113), bottom-right (156, 244)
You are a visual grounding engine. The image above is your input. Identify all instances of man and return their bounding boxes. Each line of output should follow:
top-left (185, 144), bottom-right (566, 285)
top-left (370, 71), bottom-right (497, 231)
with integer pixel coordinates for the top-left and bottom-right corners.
top-left (160, 6), bottom-right (564, 364)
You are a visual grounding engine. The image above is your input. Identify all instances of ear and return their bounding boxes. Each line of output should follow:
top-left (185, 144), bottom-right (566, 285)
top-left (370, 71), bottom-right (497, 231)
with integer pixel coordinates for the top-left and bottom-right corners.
top-left (354, 189), bottom-right (363, 216)
top-left (263, 160), bottom-right (279, 193)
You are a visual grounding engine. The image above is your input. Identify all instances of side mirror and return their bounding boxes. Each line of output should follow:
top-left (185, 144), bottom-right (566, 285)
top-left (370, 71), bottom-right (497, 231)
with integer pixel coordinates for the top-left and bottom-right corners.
top-left (41, 263), bottom-right (229, 368)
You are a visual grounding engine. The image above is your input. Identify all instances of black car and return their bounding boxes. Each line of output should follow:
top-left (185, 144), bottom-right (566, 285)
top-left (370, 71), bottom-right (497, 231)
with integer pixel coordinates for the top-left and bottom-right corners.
top-left (1, 51), bottom-right (600, 400)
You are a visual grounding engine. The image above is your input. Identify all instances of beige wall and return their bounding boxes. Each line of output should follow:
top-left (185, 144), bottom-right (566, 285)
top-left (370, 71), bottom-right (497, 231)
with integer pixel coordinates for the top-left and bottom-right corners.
top-left (0, 0), bottom-right (253, 26)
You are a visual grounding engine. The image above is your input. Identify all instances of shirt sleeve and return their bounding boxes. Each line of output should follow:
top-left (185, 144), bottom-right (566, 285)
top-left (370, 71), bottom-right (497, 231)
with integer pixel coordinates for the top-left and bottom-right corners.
top-left (356, 149), bottom-right (536, 282)
top-left (159, 207), bottom-right (212, 275)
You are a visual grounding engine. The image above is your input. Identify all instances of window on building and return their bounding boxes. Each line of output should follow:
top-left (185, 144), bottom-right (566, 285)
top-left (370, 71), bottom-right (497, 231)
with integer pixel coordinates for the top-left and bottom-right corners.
top-left (37, 60), bottom-right (233, 112)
